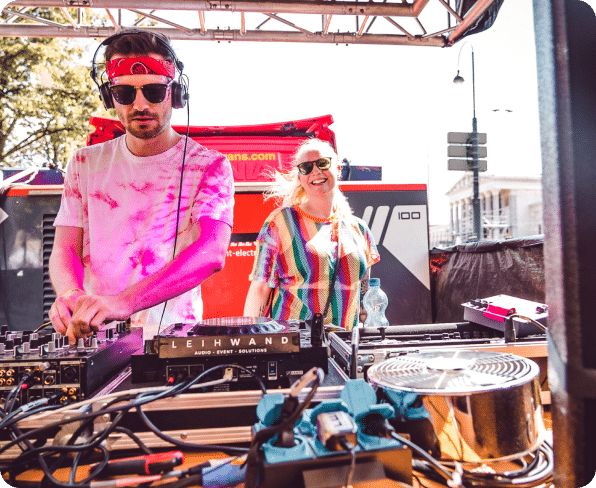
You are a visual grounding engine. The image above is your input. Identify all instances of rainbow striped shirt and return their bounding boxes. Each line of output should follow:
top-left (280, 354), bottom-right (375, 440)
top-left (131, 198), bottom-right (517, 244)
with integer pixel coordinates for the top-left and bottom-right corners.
top-left (249, 205), bottom-right (379, 330)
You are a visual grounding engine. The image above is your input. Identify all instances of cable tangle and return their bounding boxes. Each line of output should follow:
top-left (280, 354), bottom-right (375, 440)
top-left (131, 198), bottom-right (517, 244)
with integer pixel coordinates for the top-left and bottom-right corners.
top-left (0, 364), bottom-right (265, 487)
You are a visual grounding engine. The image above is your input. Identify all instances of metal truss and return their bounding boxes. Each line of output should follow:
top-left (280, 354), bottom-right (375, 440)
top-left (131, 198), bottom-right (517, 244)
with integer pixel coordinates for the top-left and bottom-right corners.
top-left (1, 0), bottom-right (498, 46)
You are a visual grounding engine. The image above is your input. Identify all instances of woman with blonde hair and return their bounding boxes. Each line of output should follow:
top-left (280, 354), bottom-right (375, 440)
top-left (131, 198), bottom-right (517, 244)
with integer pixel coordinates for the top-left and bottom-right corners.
top-left (243, 138), bottom-right (379, 330)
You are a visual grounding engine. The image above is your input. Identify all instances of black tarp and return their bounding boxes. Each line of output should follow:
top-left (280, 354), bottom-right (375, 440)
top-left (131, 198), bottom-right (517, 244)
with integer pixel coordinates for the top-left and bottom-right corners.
top-left (454, 0), bottom-right (506, 40)
top-left (430, 235), bottom-right (545, 323)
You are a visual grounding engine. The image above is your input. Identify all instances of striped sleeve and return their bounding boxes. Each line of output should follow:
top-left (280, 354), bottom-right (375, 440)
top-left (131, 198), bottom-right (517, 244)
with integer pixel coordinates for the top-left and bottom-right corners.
top-left (361, 220), bottom-right (380, 267)
top-left (248, 212), bottom-right (280, 285)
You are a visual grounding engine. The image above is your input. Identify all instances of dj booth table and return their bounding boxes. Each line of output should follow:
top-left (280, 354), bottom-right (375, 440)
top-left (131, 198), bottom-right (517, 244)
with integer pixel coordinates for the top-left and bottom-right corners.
top-left (6, 452), bottom-right (413, 488)
top-left (2, 358), bottom-right (415, 487)
top-left (90, 358), bottom-right (349, 452)
top-left (0, 304), bottom-right (553, 488)
top-left (5, 430), bottom-right (553, 488)
top-left (1, 357), bottom-right (554, 488)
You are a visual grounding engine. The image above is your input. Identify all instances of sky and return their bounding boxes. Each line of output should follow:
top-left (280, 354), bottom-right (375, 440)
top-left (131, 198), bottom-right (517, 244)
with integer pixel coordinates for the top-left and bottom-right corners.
top-left (166, 0), bottom-right (544, 225)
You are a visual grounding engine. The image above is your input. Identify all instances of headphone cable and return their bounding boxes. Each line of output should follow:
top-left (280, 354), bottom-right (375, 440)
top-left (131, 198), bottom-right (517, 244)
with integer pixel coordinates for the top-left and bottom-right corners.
top-left (157, 74), bottom-right (190, 332)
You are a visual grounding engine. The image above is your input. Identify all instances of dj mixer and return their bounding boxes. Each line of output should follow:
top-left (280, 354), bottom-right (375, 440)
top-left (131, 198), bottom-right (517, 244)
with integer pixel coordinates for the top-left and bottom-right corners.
top-left (0, 322), bottom-right (142, 406)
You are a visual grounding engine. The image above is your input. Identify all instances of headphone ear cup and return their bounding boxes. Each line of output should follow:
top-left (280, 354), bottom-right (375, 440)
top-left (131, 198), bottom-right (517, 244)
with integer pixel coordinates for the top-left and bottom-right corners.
top-left (99, 82), bottom-right (114, 110)
top-left (170, 81), bottom-right (187, 109)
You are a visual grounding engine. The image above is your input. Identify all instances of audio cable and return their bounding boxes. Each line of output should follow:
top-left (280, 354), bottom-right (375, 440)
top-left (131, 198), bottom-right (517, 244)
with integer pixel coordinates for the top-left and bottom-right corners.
top-left (1, 362), bottom-right (259, 488)
top-left (157, 72), bottom-right (191, 332)
top-left (509, 313), bottom-right (547, 332)
top-left (0, 364), bottom-right (245, 459)
top-left (355, 411), bottom-right (463, 487)
top-left (428, 440), bottom-right (554, 487)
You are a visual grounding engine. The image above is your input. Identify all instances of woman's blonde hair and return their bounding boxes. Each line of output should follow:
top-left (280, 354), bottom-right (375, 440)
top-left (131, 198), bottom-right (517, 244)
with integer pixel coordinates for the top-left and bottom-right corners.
top-left (264, 138), bottom-right (352, 214)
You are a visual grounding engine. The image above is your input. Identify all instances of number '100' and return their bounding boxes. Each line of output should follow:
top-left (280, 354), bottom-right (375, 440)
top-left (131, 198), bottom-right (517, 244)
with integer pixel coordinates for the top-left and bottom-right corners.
top-left (397, 212), bottom-right (421, 220)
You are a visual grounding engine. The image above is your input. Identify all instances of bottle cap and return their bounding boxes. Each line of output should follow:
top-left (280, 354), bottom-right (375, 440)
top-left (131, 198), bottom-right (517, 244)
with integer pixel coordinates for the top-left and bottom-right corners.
top-left (369, 278), bottom-right (380, 287)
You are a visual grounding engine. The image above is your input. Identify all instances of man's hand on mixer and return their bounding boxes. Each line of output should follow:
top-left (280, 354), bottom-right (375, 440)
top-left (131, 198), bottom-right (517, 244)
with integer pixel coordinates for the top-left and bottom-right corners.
top-left (67, 294), bottom-right (133, 344)
top-left (49, 288), bottom-right (86, 337)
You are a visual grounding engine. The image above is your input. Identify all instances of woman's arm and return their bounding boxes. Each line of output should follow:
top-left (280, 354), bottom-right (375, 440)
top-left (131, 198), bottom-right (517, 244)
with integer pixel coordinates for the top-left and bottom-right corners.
top-left (359, 267), bottom-right (372, 325)
top-left (244, 281), bottom-right (273, 317)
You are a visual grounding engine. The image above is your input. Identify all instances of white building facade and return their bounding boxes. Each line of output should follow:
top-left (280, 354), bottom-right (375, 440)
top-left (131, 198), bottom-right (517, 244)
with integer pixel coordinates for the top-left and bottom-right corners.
top-left (430, 174), bottom-right (543, 247)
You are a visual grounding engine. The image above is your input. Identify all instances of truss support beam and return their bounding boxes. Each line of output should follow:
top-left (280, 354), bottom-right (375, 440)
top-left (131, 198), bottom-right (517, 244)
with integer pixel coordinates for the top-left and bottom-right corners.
top-left (198, 10), bottom-right (206, 33)
top-left (383, 16), bottom-right (413, 37)
top-left (104, 8), bottom-right (120, 29)
top-left (412, 0), bottom-right (431, 16)
top-left (127, 8), bottom-right (193, 33)
top-left (59, 6), bottom-right (79, 28)
top-left (0, 24), bottom-right (446, 46)
top-left (323, 14), bottom-right (332, 35)
top-left (8, 0), bottom-right (419, 17)
top-left (437, 0), bottom-right (463, 23)
top-left (447, 0), bottom-right (495, 45)
top-left (264, 12), bottom-right (313, 34)
top-left (4, 5), bottom-right (30, 22)
top-left (2, 7), bottom-right (65, 26)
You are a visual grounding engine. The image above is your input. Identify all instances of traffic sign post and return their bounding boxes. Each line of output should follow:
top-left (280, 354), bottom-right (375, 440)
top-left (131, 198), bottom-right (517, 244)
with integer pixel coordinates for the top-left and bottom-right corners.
top-left (447, 129), bottom-right (487, 240)
top-left (448, 132), bottom-right (487, 144)
top-left (447, 131), bottom-right (488, 172)
top-left (451, 46), bottom-right (485, 242)
top-left (448, 159), bottom-right (487, 172)
top-left (447, 145), bottom-right (487, 159)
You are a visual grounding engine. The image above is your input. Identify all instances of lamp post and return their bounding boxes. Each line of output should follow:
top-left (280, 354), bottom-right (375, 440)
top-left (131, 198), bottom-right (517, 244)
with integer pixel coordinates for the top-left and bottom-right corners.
top-left (454, 42), bottom-right (481, 241)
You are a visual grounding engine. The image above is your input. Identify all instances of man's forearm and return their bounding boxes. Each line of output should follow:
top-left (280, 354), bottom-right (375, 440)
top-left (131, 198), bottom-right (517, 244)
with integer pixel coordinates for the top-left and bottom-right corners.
top-left (121, 242), bottom-right (223, 314)
top-left (118, 220), bottom-right (231, 315)
top-left (64, 219), bottom-right (232, 340)
top-left (49, 246), bottom-right (85, 296)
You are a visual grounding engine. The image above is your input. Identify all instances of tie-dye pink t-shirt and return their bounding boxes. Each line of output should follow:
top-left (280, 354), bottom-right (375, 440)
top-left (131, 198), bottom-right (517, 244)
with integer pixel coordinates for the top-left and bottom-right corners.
top-left (54, 135), bottom-right (234, 338)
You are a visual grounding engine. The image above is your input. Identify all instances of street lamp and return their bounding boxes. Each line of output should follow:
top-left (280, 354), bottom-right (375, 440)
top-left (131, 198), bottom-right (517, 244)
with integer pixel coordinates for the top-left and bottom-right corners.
top-left (453, 42), bottom-right (481, 241)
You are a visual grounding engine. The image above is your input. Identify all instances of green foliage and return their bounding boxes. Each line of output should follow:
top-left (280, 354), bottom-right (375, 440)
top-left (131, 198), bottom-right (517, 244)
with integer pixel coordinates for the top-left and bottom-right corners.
top-left (0, 9), bottom-right (112, 168)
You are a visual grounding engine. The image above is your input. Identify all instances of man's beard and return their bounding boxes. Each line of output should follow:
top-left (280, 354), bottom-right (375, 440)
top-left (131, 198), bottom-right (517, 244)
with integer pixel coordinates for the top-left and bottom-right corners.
top-left (125, 110), bottom-right (170, 140)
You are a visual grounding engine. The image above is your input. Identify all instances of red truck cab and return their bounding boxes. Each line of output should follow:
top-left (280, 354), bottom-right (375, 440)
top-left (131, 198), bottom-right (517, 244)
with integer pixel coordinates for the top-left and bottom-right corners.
top-left (87, 114), bottom-right (337, 182)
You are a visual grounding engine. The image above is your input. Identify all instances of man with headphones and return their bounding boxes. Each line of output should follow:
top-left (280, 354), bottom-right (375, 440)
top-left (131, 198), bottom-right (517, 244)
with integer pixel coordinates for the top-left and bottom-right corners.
top-left (48, 29), bottom-right (235, 344)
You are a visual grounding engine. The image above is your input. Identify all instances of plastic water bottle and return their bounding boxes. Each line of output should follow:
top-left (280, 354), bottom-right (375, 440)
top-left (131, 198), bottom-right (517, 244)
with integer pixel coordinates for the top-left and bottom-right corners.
top-left (363, 278), bottom-right (389, 328)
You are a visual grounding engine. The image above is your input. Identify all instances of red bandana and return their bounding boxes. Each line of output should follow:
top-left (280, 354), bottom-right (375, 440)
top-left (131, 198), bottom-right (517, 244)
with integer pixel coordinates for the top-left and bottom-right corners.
top-left (106, 56), bottom-right (175, 80)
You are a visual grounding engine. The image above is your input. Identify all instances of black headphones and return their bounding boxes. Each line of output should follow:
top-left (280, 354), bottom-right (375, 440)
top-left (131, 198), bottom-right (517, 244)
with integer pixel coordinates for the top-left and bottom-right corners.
top-left (90, 30), bottom-right (188, 110)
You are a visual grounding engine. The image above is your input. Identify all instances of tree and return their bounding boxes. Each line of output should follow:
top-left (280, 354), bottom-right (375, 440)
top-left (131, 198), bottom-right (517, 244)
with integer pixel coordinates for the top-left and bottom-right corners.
top-left (0, 10), bottom-right (111, 168)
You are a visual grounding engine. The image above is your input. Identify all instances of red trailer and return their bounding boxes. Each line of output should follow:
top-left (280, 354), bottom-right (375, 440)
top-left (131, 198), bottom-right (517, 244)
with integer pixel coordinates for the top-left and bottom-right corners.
top-left (85, 115), bottom-right (430, 323)
top-left (0, 115), bottom-right (430, 329)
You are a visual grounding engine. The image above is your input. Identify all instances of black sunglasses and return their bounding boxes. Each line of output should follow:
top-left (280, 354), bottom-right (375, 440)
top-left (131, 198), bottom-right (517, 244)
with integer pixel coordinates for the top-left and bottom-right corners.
top-left (110, 81), bottom-right (173, 105)
top-left (297, 157), bottom-right (333, 175)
